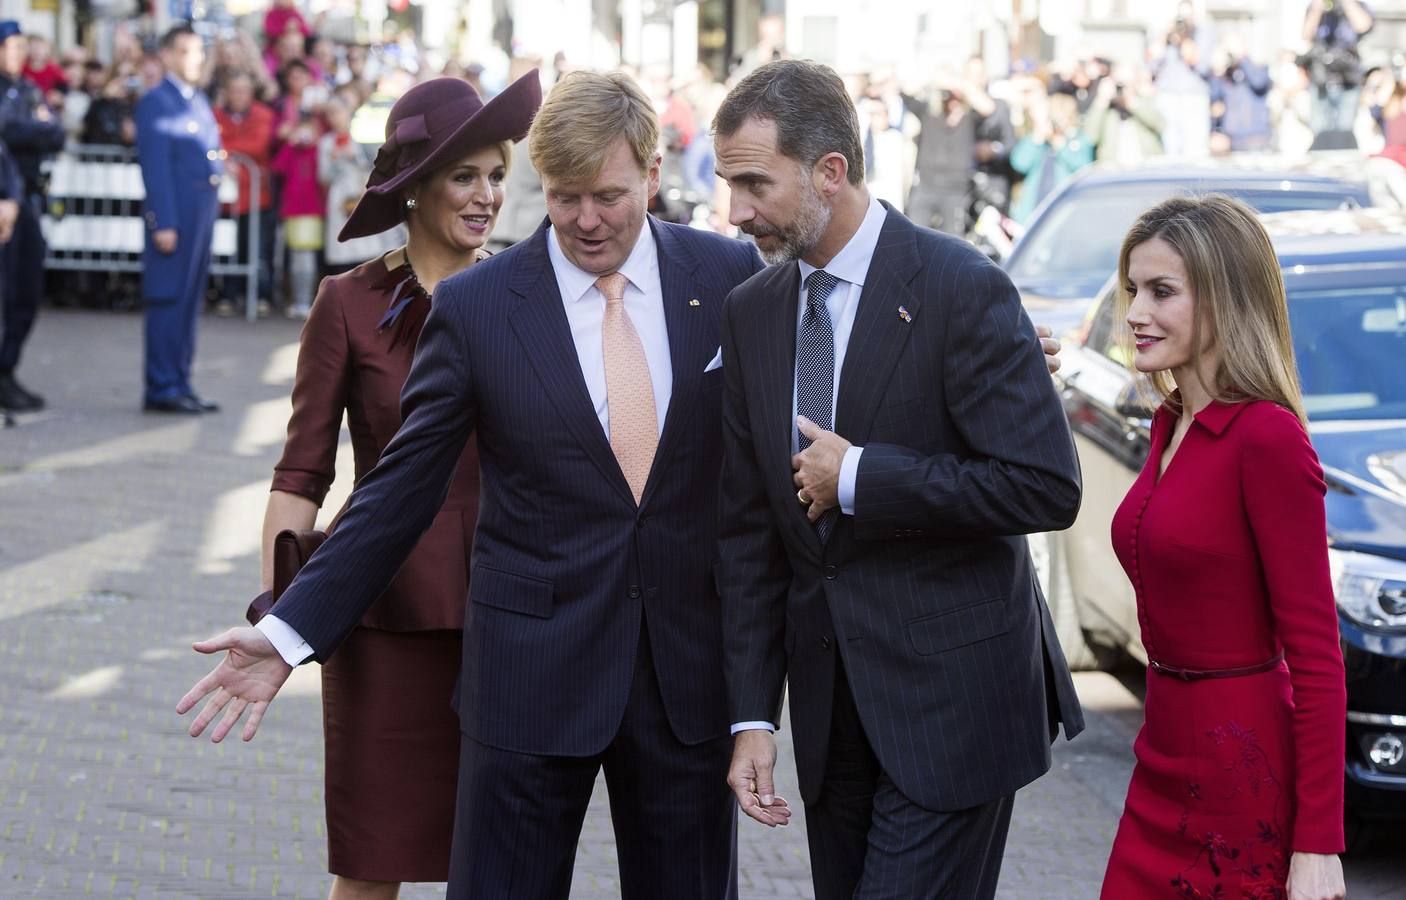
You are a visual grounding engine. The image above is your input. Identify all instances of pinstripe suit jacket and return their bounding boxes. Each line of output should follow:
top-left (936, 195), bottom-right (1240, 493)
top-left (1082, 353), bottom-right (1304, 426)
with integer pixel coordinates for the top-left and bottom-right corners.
top-left (270, 216), bottom-right (764, 756)
top-left (718, 204), bottom-right (1085, 812)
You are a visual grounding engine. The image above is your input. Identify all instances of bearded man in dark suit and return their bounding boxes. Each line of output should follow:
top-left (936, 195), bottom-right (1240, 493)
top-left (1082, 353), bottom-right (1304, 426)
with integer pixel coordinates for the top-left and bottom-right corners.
top-left (714, 60), bottom-right (1085, 900)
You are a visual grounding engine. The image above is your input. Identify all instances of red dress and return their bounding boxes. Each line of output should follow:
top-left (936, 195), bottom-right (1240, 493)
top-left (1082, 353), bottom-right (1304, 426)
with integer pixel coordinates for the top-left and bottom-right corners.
top-left (1100, 398), bottom-right (1346, 899)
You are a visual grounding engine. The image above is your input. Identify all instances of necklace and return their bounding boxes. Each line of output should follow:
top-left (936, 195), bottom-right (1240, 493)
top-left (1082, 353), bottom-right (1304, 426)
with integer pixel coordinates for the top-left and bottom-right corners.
top-left (376, 247), bottom-right (431, 336)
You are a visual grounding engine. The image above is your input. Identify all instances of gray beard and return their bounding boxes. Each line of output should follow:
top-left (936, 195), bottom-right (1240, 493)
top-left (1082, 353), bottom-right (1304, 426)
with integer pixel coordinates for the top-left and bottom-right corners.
top-left (757, 186), bottom-right (832, 266)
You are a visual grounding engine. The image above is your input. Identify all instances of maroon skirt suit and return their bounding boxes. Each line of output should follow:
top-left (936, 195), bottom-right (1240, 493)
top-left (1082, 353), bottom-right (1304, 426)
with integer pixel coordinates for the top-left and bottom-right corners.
top-left (1100, 398), bottom-right (1346, 898)
top-left (271, 254), bottom-right (479, 881)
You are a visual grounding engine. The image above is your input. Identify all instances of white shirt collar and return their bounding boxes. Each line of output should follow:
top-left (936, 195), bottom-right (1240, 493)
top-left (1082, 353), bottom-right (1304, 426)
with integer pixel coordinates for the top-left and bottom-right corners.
top-left (547, 219), bottom-right (658, 303)
top-left (797, 193), bottom-right (887, 288)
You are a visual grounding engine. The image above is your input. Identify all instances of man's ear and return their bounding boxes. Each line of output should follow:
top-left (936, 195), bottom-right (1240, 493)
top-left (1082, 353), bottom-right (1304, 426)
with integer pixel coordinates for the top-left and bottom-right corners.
top-left (813, 151), bottom-right (849, 197)
top-left (646, 151), bottom-right (663, 201)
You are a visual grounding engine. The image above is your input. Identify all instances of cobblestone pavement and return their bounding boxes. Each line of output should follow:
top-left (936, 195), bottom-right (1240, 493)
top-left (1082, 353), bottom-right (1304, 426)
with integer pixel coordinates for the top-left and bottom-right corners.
top-left (1, 310), bottom-right (1401, 899)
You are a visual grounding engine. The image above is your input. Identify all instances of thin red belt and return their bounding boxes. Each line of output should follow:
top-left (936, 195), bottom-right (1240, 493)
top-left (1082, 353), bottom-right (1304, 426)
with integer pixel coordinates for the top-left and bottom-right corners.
top-left (1148, 652), bottom-right (1284, 681)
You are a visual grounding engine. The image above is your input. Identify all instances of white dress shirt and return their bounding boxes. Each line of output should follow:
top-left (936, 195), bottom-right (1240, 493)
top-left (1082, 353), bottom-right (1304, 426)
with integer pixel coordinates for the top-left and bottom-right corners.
top-left (731, 193), bottom-right (888, 737)
top-left (257, 222), bottom-right (674, 667)
top-left (547, 221), bottom-right (672, 437)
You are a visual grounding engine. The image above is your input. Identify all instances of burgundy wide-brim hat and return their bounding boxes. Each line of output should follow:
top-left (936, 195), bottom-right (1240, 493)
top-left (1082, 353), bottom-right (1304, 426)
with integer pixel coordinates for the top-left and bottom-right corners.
top-left (339, 71), bottom-right (541, 241)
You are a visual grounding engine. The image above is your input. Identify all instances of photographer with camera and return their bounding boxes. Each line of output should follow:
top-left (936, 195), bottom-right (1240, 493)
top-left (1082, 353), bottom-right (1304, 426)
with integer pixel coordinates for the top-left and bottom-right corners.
top-left (1299, 0), bottom-right (1374, 146)
top-left (1151, 1), bottom-right (1213, 158)
top-left (1086, 63), bottom-right (1165, 164)
top-left (1210, 34), bottom-right (1273, 153)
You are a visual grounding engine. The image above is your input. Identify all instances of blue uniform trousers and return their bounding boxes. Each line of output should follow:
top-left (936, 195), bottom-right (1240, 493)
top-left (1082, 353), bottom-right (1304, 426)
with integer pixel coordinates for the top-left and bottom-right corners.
top-left (143, 187), bottom-right (217, 403)
top-left (0, 196), bottom-right (45, 373)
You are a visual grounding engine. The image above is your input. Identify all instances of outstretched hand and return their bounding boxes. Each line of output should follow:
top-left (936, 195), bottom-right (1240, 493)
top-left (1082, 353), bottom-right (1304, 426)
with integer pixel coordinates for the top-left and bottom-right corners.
top-left (176, 626), bottom-right (293, 743)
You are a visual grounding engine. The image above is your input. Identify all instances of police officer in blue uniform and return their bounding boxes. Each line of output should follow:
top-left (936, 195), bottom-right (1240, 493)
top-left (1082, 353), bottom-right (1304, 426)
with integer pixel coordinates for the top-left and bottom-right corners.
top-left (0, 134), bottom-right (22, 425)
top-left (0, 21), bottom-right (65, 413)
top-left (134, 25), bottom-right (223, 414)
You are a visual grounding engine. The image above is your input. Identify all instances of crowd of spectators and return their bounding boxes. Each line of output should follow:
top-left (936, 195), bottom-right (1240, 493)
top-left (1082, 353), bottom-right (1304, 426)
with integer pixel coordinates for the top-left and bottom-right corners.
top-left (26, 1), bottom-right (1406, 313)
top-left (834, 0), bottom-right (1405, 240)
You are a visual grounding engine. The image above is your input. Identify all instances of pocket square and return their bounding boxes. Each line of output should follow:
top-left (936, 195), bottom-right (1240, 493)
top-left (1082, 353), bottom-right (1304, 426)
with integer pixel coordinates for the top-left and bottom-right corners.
top-left (704, 348), bottom-right (722, 372)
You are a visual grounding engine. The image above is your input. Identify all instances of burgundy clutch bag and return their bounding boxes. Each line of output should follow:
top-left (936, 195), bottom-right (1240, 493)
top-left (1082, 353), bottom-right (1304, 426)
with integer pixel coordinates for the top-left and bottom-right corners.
top-left (245, 529), bottom-right (329, 625)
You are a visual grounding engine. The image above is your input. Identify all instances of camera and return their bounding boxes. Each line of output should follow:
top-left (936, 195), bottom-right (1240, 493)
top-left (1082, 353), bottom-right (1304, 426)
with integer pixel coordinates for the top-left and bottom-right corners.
top-left (1297, 45), bottom-right (1362, 87)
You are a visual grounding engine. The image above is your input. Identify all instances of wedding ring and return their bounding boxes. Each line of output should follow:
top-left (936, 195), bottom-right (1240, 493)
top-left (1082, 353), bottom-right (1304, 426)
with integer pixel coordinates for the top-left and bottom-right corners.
top-left (797, 489), bottom-right (811, 506)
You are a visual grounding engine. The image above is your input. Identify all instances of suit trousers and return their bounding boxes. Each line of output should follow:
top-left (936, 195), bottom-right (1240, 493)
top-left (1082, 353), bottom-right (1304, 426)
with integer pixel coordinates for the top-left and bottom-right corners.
top-left (445, 618), bottom-right (737, 900)
top-left (806, 657), bottom-right (1015, 900)
top-left (0, 198), bottom-right (44, 373)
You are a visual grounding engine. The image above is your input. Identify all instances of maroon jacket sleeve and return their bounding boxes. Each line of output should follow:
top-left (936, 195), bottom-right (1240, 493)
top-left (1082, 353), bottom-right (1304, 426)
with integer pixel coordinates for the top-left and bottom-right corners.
top-left (1240, 405), bottom-right (1346, 853)
top-left (270, 276), bottom-right (352, 505)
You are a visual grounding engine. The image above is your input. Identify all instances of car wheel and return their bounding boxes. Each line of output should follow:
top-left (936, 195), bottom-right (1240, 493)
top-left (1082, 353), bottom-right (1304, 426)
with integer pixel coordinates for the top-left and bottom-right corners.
top-left (1030, 531), bottom-right (1097, 671)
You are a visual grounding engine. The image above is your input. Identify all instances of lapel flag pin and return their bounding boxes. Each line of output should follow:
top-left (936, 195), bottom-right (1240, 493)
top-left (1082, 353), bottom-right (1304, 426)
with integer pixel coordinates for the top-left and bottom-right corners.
top-left (689, 299), bottom-right (701, 307)
top-left (898, 305), bottom-right (912, 323)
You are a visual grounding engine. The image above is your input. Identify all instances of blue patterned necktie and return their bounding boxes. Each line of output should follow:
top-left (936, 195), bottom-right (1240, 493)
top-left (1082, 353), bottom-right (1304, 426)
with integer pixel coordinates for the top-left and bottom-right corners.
top-left (797, 269), bottom-right (840, 540)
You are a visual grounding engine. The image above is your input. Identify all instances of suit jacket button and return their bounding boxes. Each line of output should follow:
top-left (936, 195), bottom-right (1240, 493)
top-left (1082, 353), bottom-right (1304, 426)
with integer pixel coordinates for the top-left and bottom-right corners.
top-left (636, 516), bottom-right (647, 529)
top-left (820, 636), bottom-right (832, 650)
top-left (628, 585), bottom-right (642, 599)
top-left (824, 565), bottom-right (838, 580)
top-left (209, 175), bottom-right (221, 186)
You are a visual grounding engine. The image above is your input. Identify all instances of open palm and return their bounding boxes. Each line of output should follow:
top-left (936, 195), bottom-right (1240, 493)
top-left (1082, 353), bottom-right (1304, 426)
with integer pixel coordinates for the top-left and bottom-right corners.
top-left (176, 626), bottom-right (294, 743)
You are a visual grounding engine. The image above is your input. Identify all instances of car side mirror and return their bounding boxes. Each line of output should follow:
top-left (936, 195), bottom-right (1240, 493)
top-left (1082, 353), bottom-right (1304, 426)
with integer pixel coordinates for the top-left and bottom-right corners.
top-left (1115, 383), bottom-right (1157, 423)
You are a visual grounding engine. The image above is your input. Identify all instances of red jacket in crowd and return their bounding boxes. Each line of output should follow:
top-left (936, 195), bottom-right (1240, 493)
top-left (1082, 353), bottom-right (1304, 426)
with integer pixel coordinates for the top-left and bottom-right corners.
top-left (215, 101), bottom-right (276, 215)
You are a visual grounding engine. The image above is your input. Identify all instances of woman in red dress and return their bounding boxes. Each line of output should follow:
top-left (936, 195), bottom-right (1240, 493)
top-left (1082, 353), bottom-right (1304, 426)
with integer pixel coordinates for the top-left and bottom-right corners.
top-left (1099, 195), bottom-right (1347, 900)
top-left (255, 74), bottom-right (540, 900)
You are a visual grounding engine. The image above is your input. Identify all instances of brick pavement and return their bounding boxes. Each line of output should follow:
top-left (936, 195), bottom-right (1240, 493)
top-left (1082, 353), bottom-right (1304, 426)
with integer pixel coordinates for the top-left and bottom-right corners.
top-left (1, 310), bottom-right (1400, 899)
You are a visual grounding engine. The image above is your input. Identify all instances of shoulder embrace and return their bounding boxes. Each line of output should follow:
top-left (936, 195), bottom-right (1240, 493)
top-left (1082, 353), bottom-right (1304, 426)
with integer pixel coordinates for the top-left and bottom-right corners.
top-left (906, 218), bottom-right (1009, 281)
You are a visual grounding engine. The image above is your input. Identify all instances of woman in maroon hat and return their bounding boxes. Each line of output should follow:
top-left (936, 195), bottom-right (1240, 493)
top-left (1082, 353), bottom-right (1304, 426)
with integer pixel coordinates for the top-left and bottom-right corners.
top-left (253, 72), bottom-right (540, 898)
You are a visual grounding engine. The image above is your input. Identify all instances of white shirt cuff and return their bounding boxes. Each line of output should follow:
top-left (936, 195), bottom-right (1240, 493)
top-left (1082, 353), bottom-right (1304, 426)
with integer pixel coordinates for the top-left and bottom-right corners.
top-left (838, 445), bottom-right (864, 516)
top-left (730, 721), bottom-right (777, 734)
top-left (255, 614), bottom-right (315, 666)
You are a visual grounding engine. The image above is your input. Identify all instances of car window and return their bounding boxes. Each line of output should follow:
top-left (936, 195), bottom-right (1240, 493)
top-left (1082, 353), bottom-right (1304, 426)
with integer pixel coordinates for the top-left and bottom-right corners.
top-left (1083, 285), bottom-right (1132, 366)
top-left (1008, 183), bottom-right (1360, 283)
top-left (1290, 284), bottom-right (1406, 420)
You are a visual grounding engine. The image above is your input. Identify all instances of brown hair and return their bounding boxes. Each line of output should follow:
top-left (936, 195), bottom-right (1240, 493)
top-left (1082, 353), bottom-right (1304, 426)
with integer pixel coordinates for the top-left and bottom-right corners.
top-left (712, 59), bottom-right (865, 186)
top-left (1115, 194), bottom-right (1306, 426)
top-left (527, 70), bottom-right (658, 183)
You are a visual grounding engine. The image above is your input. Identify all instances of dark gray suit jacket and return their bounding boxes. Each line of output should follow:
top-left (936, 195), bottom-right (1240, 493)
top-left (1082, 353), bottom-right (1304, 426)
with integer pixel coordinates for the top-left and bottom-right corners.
top-left (717, 203), bottom-right (1085, 812)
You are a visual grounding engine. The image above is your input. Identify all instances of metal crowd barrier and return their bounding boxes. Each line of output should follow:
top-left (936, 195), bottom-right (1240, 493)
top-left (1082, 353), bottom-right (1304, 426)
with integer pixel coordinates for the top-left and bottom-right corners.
top-left (41, 144), bottom-right (264, 321)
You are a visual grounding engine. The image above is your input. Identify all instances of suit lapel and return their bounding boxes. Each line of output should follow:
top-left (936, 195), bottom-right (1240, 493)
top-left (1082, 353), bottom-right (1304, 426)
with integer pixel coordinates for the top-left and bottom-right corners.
top-left (752, 262), bottom-right (826, 558)
top-left (507, 225), bottom-right (635, 507)
top-left (835, 209), bottom-right (922, 446)
top-left (639, 219), bottom-right (714, 509)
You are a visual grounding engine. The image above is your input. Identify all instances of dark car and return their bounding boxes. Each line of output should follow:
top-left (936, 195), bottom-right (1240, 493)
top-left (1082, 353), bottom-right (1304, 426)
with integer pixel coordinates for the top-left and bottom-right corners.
top-left (1002, 152), bottom-right (1406, 339)
top-left (1046, 208), bottom-right (1406, 830)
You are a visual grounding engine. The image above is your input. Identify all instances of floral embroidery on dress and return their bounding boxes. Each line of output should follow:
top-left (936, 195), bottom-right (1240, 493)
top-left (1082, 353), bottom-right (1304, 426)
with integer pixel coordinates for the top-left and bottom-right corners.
top-left (1167, 721), bottom-right (1290, 898)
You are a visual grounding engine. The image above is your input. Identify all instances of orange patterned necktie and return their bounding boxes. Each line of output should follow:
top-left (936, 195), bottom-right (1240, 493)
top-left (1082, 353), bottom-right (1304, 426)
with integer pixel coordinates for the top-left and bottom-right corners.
top-left (596, 272), bottom-right (658, 504)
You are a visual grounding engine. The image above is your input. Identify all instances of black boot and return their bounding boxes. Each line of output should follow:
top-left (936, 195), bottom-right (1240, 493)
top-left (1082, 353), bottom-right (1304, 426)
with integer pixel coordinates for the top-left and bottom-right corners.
top-left (0, 372), bottom-right (44, 412)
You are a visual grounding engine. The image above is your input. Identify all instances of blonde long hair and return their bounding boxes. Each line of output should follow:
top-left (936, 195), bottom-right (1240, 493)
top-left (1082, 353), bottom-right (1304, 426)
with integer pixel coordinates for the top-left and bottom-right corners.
top-left (1114, 194), bottom-right (1307, 427)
